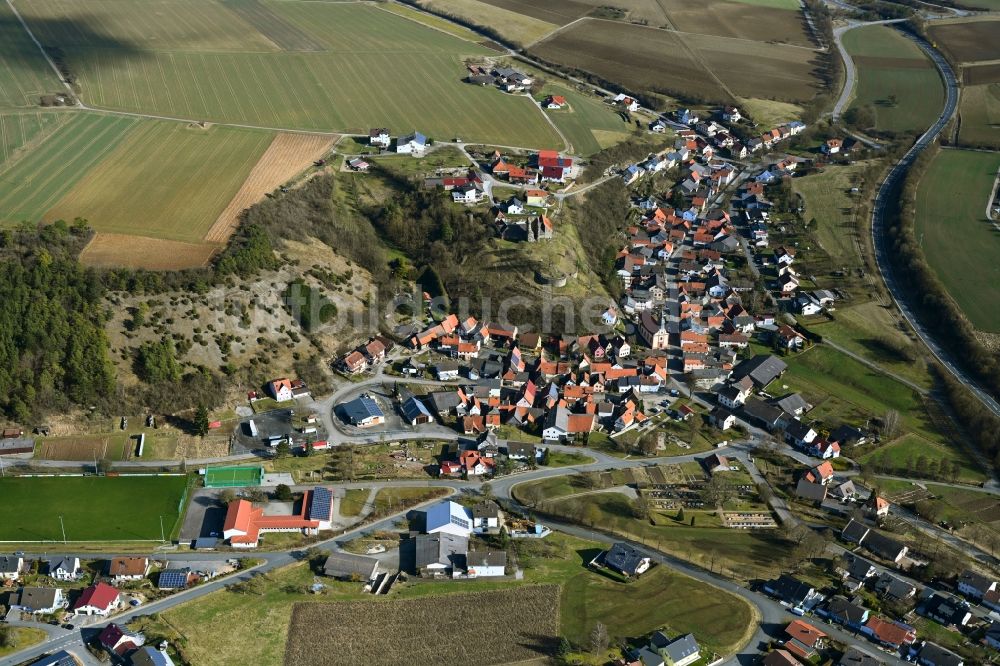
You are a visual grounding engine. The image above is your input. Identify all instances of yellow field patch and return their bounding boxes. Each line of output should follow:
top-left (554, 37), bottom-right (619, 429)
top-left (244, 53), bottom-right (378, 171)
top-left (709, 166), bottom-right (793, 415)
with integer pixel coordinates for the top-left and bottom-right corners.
top-left (79, 233), bottom-right (220, 270)
top-left (591, 129), bottom-right (631, 148)
top-left (205, 132), bottom-right (335, 244)
top-left (417, 0), bottom-right (558, 46)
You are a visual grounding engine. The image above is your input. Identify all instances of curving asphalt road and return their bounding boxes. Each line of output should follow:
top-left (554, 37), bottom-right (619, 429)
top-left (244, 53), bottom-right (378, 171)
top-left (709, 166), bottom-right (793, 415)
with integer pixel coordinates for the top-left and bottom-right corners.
top-left (868, 31), bottom-right (1000, 428)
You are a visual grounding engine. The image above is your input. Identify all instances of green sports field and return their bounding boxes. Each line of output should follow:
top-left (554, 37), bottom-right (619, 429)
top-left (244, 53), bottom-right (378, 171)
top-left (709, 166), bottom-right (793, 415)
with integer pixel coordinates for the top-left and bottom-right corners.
top-left (44, 120), bottom-right (274, 242)
top-left (0, 475), bottom-right (188, 542)
top-left (17, 0), bottom-right (561, 147)
top-left (843, 25), bottom-right (943, 134)
top-left (914, 148), bottom-right (1000, 332)
top-left (0, 112), bottom-right (138, 224)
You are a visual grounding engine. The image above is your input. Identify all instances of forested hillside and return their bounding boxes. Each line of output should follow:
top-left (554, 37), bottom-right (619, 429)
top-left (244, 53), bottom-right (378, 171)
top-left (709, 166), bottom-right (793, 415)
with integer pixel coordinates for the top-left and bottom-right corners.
top-left (0, 222), bottom-right (114, 420)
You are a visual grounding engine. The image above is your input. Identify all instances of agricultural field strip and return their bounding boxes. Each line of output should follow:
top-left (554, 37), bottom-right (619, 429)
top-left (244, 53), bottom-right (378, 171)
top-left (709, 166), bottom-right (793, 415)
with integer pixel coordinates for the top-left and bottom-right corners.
top-left (0, 110), bottom-right (67, 165)
top-left (0, 113), bottom-right (139, 222)
top-left (575, 16), bottom-right (823, 52)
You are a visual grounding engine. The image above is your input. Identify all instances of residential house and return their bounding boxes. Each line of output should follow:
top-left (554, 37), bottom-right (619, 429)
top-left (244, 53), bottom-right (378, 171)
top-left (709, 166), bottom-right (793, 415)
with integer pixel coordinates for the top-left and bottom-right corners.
top-left (471, 500), bottom-right (503, 533)
top-left (544, 95), bottom-right (567, 109)
top-left (413, 533), bottom-right (468, 577)
top-left (865, 494), bottom-right (890, 518)
top-left (823, 138), bottom-right (843, 155)
top-left (400, 393), bottom-right (433, 426)
top-left (322, 552), bottom-right (380, 582)
top-left (435, 361), bottom-right (460, 381)
top-left (601, 542), bottom-right (651, 577)
top-left (369, 128), bottom-right (391, 148)
top-left (268, 378), bottom-right (293, 401)
top-left (717, 384), bottom-right (750, 409)
top-left (741, 397), bottom-right (784, 431)
top-left (711, 407), bottom-right (736, 431)
top-left (16, 587), bottom-right (66, 614)
top-left (805, 461), bottom-right (834, 485)
top-left (783, 620), bottom-right (826, 661)
top-left (466, 550), bottom-right (506, 577)
top-left (343, 350), bottom-right (367, 374)
top-left (424, 501), bottom-right (474, 538)
top-left (542, 406), bottom-right (595, 441)
top-left (131, 645), bottom-right (176, 666)
top-left (762, 650), bottom-right (799, 666)
top-left (763, 574), bottom-right (823, 611)
top-left (839, 647), bottom-right (883, 666)
top-left (30, 651), bottom-right (81, 666)
top-left (957, 569), bottom-right (996, 601)
top-left (874, 571), bottom-right (916, 602)
top-left (721, 105), bottom-right (742, 122)
top-left (731, 355), bottom-right (786, 388)
top-left (985, 622), bottom-right (1000, 650)
top-left (701, 453), bottom-right (729, 474)
top-left (841, 518), bottom-right (871, 545)
top-left (648, 632), bottom-right (700, 666)
top-left (108, 557), bottom-right (150, 583)
top-left (98, 623), bottom-right (142, 656)
top-left (785, 420), bottom-right (817, 448)
top-left (831, 480), bottom-right (858, 502)
top-left (48, 557), bottom-right (81, 582)
top-left (649, 119), bottom-right (667, 133)
top-left (920, 593), bottom-right (971, 628)
top-left (863, 616), bottom-right (916, 650)
top-left (340, 394), bottom-right (385, 427)
top-left (614, 94), bottom-right (640, 112)
top-left (396, 131), bottom-right (427, 154)
top-left (72, 582), bottom-right (121, 616)
top-left (157, 569), bottom-right (194, 591)
top-left (820, 596), bottom-right (870, 630)
top-left (795, 479), bottom-right (828, 503)
top-left (916, 641), bottom-right (964, 666)
top-left (864, 531), bottom-right (909, 563)
top-left (452, 181), bottom-right (485, 204)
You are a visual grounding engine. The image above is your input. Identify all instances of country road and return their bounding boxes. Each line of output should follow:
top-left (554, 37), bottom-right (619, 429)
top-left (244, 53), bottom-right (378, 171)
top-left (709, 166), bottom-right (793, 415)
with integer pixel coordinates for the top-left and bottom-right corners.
top-left (867, 31), bottom-right (1000, 429)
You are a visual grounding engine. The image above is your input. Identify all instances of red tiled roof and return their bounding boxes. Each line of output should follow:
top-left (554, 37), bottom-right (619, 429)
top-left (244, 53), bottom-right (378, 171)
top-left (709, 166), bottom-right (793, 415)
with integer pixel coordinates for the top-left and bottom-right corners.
top-left (785, 620), bottom-right (825, 647)
top-left (73, 582), bottom-right (119, 611)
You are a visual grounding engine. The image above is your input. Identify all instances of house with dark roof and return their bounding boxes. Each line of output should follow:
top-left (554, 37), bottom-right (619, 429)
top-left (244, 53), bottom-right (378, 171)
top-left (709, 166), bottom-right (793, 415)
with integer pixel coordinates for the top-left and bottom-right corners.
top-left (863, 531), bottom-right (908, 563)
top-left (957, 569), bottom-right (996, 601)
top-left (915, 641), bottom-right (964, 666)
top-left (841, 518), bottom-right (871, 545)
top-left (763, 574), bottom-right (823, 611)
top-left (838, 646), bottom-right (882, 666)
top-left (400, 392), bottom-right (433, 425)
top-left (157, 569), bottom-right (194, 591)
top-left (339, 394), bottom-right (385, 427)
top-left (15, 587), bottom-right (66, 614)
top-left (98, 622), bottom-right (143, 656)
top-left (27, 650), bottom-right (77, 666)
top-left (466, 550), bottom-right (506, 577)
top-left (762, 650), bottom-right (800, 666)
top-left (131, 645), bottom-right (176, 666)
top-left (0, 555), bottom-right (22, 580)
top-left (795, 478), bottom-right (827, 503)
top-left (740, 397), bottom-right (784, 431)
top-left (600, 542), bottom-right (651, 577)
top-left (874, 571), bottom-right (916, 601)
top-left (919, 593), bottom-right (971, 627)
top-left (648, 631), bottom-right (700, 666)
top-left (730, 354), bottom-right (787, 388)
top-left (412, 533), bottom-right (468, 577)
top-left (819, 596), bottom-right (869, 629)
top-left (47, 557), bottom-right (80, 582)
top-left (322, 552), bottom-right (380, 582)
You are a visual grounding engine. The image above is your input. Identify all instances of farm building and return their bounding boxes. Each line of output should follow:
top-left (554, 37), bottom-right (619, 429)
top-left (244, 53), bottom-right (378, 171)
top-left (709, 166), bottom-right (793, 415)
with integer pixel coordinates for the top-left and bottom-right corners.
top-left (466, 550), bottom-right (506, 577)
top-left (396, 131), bottom-right (427, 154)
top-left (340, 394), bottom-right (386, 427)
top-left (322, 552), bottom-right (380, 582)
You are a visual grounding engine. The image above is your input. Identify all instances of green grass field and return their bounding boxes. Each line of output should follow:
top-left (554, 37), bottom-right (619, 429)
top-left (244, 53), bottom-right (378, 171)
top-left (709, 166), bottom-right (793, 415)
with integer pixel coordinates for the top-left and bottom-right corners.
top-left (0, 2), bottom-right (64, 108)
top-left (728, 0), bottom-right (801, 9)
top-left (958, 83), bottom-right (1000, 150)
top-left (914, 148), bottom-right (1000, 332)
top-left (44, 120), bottom-right (273, 242)
top-left (793, 162), bottom-right (867, 271)
top-left (0, 112), bottom-right (138, 224)
top-left (18, 1), bottom-right (560, 147)
top-left (539, 85), bottom-right (631, 156)
top-left (0, 475), bottom-right (187, 542)
top-left (842, 25), bottom-right (943, 134)
top-left (861, 433), bottom-right (985, 483)
top-left (0, 111), bottom-right (68, 166)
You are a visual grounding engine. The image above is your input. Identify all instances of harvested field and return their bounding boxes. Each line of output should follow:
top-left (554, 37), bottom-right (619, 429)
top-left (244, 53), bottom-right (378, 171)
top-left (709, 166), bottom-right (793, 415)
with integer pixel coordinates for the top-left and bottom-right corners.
top-left (479, 0), bottom-right (593, 24)
top-left (928, 19), bottom-right (1000, 64)
top-left (79, 233), bottom-right (219, 270)
top-left (531, 20), bottom-right (726, 101)
top-left (958, 83), bottom-right (1000, 150)
top-left (34, 435), bottom-right (125, 462)
top-left (656, 0), bottom-right (814, 47)
top-left (205, 132), bottom-right (335, 243)
top-left (692, 35), bottom-right (819, 102)
top-left (963, 63), bottom-right (1000, 86)
top-left (415, 0), bottom-right (558, 46)
top-left (283, 586), bottom-right (560, 665)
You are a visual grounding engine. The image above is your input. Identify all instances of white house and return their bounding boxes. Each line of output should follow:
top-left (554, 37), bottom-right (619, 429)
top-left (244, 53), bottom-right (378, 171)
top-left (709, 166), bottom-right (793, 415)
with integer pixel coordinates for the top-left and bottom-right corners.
top-left (396, 131), bottom-right (427, 155)
top-left (717, 384), bottom-right (750, 409)
top-left (822, 138), bottom-right (843, 155)
top-left (721, 106), bottom-right (742, 123)
top-left (614, 93), bottom-right (640, 112)
top-left (452, 182), bottom-right (484, 204)
top-left (16, 587), bottom-right (66, 614)
top-left (423, 501), bottom-right (474, 538)
top-left (649, 119), bottom-right (667, 133)
top-left (268, 378), bottom-right (293, 402)
top-left (466, 550), bottom-right (506, 577)
top-left (108, 556), bottom-right (150, 583)
top-left (0, 555), bottom-right (22, 580)
top-left (48, 557), bottom-right (81, 582)
top-left (71, 582), bottom-right (121, 616)
top-left (369, 128), bottom-right (391, 148)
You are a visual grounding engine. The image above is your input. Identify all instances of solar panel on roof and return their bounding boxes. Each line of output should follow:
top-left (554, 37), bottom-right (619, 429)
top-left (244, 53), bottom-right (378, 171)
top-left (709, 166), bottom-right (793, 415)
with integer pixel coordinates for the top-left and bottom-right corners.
top-left (158, 569), bottom-right (189, 589)
top-left (309, 487), bottom-right (332, 520)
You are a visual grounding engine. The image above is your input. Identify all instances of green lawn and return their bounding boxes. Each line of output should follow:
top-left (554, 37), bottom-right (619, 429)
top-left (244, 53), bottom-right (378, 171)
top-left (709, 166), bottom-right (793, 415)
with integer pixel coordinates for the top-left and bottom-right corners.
top-left (538, 85), bottom-right (632, 156)
top-left (0, 2), bottom-right (64, 108)
top-left (340, 488), bottom-right (369, 517)
top-left (776, 344), bottom-right (941, 440)
top-left (0, 112), bottom-right (138, 224)
top-left (793, 162), bottom-right (868, 272)
top-left (20, 2), bottom-right (560, 147)
top-left (43, 120), bottom-right (274, 242)
top-left (860, 433), bottom-right (986, 484)
top-left (546, 450), bottom-right (595, 467)
top-left (0, 626), bottom-right (47, 657)
top-left (914, 148), bottom-right (1000, 332)
top-left (0, 475), bottom-right (188, 542)
top-left (842, 25), bottom-right (944, 134)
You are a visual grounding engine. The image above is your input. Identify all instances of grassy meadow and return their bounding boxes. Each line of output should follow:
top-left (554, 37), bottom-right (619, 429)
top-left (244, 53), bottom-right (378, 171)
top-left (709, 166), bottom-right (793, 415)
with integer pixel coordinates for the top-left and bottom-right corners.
top-left (842, 25), bottom-right (943, 134)
top-left (914, 149), bottom-right (1000, 332)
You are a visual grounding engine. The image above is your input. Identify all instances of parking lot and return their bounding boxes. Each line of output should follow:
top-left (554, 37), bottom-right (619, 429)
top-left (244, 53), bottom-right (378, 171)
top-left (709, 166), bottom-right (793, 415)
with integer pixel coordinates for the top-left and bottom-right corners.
top-left (178, 488), bottom-right (228, 543)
